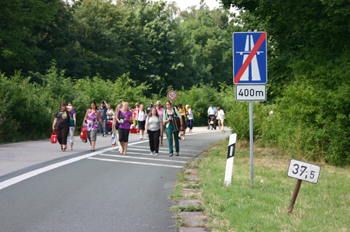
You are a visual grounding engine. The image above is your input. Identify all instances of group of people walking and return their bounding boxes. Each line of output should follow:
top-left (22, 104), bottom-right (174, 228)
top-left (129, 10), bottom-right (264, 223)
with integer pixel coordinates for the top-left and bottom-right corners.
top-left (52, 100), bottom-right (212, 157)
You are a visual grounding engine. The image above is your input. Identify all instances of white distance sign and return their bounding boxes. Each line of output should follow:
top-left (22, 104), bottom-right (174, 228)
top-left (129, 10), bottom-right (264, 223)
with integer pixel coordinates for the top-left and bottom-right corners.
top-left (287, 159), bottom-right (321, 184)
top-left (236, 84), bottom-right (266, 101)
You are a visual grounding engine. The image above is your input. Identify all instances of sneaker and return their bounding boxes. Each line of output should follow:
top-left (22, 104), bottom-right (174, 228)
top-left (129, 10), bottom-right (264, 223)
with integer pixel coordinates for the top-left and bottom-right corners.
top-left (155, 153), bottom-right (159, 156)
top-left (150, 152), bottom-right (153, 155)
top-left (140, 136), bottom-right (143, 140)
top-left (183, 137), bottom-right (185, 140)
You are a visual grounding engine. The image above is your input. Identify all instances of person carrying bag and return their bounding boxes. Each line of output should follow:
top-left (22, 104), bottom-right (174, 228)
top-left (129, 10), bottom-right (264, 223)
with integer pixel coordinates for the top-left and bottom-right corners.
top-left (163, 101), bottom-right (183, 157)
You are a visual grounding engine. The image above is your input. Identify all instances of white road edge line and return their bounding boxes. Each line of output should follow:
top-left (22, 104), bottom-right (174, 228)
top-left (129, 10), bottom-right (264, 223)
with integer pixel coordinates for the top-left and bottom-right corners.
top-left (99, 154), bottom-right (187, 163)
top-left (0, 140), bottom-right (147, 191)
top-left (87, 157), bottom-right (183, 168)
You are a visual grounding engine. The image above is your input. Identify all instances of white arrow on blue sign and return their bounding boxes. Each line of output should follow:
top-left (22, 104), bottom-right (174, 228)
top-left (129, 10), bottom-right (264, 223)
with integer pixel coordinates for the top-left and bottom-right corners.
top-left (233, 32), bottom-right (267, 84)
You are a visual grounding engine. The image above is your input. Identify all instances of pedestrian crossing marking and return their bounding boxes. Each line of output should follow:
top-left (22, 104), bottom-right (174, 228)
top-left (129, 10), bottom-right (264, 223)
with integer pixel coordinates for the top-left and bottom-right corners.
top-left (99, 154), bottom-right (187, 163)
top-left (87, 157), bottom-right (183, 169)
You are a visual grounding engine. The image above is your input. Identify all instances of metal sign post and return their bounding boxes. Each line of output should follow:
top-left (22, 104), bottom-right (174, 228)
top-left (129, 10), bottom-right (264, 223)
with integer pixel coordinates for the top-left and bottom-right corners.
top-left (233, 31), bottom-right (267, 184)
top-left (249, 101), bottom-right (254, 184)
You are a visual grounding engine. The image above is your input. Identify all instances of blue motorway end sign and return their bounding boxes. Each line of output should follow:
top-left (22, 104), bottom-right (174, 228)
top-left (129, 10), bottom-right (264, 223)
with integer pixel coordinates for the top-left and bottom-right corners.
top-left (233, 32), bottom-right (267, 84)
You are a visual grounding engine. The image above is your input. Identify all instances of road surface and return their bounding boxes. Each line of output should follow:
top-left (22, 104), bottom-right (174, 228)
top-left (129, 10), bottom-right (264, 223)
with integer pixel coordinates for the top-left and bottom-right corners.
top-left (0, 127), bottom-right (230, 232)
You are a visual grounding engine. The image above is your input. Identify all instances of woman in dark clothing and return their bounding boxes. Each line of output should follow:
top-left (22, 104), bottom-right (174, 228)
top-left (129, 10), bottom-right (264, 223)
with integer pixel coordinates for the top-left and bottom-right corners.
top-left (52, 102), bottom-right (70, 152)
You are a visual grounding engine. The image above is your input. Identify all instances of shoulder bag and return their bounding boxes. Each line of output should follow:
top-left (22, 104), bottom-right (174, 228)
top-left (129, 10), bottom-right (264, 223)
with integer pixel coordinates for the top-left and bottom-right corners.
top-left (115, 111), bottom-right (125, 129)
top-left (171, 108), bottom-right (181, 132)
top-left (68, 111), bottom-right (75, 127)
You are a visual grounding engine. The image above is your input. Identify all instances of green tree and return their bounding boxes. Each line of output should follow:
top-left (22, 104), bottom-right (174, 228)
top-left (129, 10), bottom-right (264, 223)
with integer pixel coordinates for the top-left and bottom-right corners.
top-left (0, 0), bottom-right (59, 76)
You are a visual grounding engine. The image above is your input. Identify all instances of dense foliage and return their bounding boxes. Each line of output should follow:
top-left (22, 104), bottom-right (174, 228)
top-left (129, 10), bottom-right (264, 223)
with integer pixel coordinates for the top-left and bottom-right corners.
top-left (0, 0), bottom-right (232, 93)
top-left (221, 0), bottom-right (350, 165)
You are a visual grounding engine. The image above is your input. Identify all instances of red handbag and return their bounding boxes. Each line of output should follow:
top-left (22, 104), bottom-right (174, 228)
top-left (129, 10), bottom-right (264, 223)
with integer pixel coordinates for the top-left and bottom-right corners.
top-left (51, 131), bottom-right (57, 143)
top-left (80, 127), bottom-right (88, 143)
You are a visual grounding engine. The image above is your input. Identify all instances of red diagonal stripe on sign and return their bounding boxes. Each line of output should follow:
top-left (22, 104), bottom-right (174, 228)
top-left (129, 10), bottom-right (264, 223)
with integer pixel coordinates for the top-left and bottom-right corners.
top-left (234, 32), bottom-right (266, 84)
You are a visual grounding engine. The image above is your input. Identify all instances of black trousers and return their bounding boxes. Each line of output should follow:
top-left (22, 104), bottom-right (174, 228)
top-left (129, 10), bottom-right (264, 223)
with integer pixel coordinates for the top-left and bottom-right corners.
top-left (118, 128), bottom-right (130, 142)
top-left (56, 126), bottom-right (69, 145)
top-left (148, 129), bottom-right (160, 153)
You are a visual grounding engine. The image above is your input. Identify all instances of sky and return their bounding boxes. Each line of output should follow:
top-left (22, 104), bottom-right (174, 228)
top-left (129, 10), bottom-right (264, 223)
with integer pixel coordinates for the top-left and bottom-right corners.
top-left (162, 0), bottom-right (224, 11)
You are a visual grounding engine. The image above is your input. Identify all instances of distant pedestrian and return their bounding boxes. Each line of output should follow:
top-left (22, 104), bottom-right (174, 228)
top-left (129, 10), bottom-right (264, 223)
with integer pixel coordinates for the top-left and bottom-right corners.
top-left (147, 102), bottom-right (154, 114)
top-left (136, 104), bottom-right (147, 139)
top-left (217, 107), bottom-right (225, 131)
top-left (106, 104), bottom-right (114, 134)
top-left (164, 101), bottom-right (183, 157)
top-left (52, 102), bottom-right (70, 152)
top-left (145, 107), bottom-right (162, 155)
top-left (83, 101), bottom-right (104, 151)
top-left (133, 103), bottom-right (140, 121)
top-left (107, 104), bottom-right (114, 120)
top-left (178, 103), bottom-right (187, 140)
top-left (186, 105), bottom-right (193, 133)
top-left (156, 101), bottom-right (165, 146)
top-left (116, 102), bottom-right (133, 154)
top-left (112, 104), bottom-right (122, 151)
top-left (67, 102), bottom-right (77, 150)
top-left (98, 100), bottom-right (108, 137)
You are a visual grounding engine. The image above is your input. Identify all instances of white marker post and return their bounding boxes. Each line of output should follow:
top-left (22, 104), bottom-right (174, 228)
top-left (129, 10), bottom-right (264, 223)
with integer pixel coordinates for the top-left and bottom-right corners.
top-left (224, 133), bottom-right (237, 186)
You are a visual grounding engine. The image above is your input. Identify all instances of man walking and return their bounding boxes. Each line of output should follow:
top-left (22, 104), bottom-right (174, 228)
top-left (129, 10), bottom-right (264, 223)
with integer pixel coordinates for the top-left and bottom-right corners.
top-left (99, 100), bottom-right (108, 137)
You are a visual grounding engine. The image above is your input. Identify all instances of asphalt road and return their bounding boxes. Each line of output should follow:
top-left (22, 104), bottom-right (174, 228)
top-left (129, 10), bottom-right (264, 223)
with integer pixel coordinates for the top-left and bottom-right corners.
top-left (0, 127), bottom-right (230, 232)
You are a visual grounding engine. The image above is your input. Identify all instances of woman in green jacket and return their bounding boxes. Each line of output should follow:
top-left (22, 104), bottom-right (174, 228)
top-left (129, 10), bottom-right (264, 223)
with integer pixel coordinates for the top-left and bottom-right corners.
top-left (163, 101), bottom-right (183, 156)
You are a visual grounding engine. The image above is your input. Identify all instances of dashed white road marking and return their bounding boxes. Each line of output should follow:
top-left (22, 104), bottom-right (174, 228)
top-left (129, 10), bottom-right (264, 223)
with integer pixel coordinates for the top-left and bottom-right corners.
top-left (99, 154), bottom-right (187, 163)
top-left (87, 157), bottom-right (183, 169)
top-left (116, 151), bottom-right (191, 159)
top-left (131, 146), bottom-right (197, 152)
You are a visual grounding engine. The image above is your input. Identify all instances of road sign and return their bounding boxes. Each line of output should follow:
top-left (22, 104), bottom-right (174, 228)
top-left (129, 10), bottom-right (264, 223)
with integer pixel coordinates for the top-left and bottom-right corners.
top-left (233, 32), bottom-right (267, 84)
top-left (224, 133), bottom-right (237, 186)
top-left (286, 159), bottom-right (321, 215)
top-left (287, 159), bottom-right (321, 184)
top-left (236, 84), bottom-right (266, 101)
top-left (167, 91), bottom-right (177, 101)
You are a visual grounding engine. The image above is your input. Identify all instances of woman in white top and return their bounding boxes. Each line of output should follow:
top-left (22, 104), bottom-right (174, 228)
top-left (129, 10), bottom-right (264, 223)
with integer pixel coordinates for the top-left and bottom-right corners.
top-left (136, 104), bottom-right (147, 139)
top-left (145, 107), bottom-right (163, 155)
top-left (217, 107), bottom-right (225, 131)
top-left (186, 105), bottom-right (193, 133)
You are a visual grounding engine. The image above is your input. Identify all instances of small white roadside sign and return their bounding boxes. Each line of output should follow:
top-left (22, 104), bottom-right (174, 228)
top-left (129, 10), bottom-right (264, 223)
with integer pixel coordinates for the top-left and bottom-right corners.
top-left (236, 84), bottom-right (266, 101)
top-left (287, 159), bottom-right (321, 184)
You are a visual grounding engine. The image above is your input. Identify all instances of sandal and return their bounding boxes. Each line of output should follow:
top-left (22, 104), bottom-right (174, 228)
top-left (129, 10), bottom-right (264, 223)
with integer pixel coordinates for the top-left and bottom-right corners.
top-left (175, 153), bottom-right (179, 156)
top-left (169, 153), bottom-right (173, 157)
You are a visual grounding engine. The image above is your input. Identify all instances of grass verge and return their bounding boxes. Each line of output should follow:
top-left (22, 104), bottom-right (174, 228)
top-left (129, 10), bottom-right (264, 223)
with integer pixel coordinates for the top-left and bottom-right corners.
top-left (199, 138), bottom-right (350, 231)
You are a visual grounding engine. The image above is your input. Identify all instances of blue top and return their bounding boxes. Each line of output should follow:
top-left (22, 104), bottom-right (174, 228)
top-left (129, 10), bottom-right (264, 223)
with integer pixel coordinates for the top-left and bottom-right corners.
top-left (70, 110), bottom-right (76, 117)
top-left (98, 106), bottom-right (107, 120)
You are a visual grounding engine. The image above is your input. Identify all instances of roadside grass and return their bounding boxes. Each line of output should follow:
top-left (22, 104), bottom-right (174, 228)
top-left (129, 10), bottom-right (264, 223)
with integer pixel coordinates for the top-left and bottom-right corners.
top-left (199, 139), bottom-right (350, 231)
